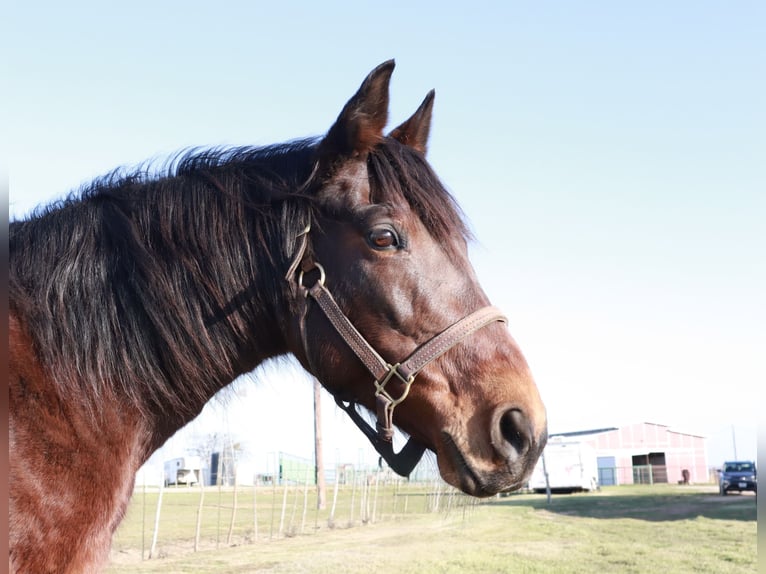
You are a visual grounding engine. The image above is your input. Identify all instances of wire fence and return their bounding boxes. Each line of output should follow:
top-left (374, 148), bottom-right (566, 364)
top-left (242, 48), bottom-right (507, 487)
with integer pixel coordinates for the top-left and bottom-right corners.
top-left (109, 464), bottom-right (480, 565)
top-left (596, 465), bottom-right (717, 487)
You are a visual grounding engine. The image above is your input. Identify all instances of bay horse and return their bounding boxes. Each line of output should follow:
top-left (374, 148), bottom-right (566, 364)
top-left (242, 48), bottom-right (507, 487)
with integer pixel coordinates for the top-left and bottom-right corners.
top-left (8, 61), bottom-right (547, 573)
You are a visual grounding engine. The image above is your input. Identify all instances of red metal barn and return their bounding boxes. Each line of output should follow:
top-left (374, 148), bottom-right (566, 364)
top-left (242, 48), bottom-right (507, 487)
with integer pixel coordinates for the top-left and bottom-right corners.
top-left (550, 422), bottom-right (708, 486)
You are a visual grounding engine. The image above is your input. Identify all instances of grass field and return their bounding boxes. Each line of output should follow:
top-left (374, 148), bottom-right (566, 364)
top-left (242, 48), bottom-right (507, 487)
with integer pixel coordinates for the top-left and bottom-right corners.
top-left (107, 484), bottom-right (756, 573)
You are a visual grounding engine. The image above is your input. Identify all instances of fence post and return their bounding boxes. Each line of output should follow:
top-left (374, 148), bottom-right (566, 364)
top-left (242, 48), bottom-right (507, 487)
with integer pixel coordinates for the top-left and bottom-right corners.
top-left (403, 488), bottom-right (409, 515)
top-left (269, 458), bottom-right (278, 540)
top-left (372, 472), bottom-right (380, 523)
top-left (391, 480), bottom-right (398, 519)
top-left (278, 482), bottom-right (289, 538)
top-left (141, 473), bottom-right (147, 560)
top-left (148, 478), bottom-right (164, 559)
top-left (252, 482), bottom-right (258, 542)
top-left (216, 478), bottom-right (222, 548)
top-left (301, 464), bottom-right (310, 535)
top-left (289, 478), bottom-right (301, 534)
top-left (329, 469), bottom-right (340, 527)
top-left (360, 474), bottom-right (368, 523)
top-left (445, 488), bottom-right (454, 516)
top-left (349, 469), bottom-right (357, 527)
top-left (432, 479), bottom-right (442, 513)
top-left (226, 468), bottom-right (238, 545)
top-left (194, 479), bottom-right (205, 551)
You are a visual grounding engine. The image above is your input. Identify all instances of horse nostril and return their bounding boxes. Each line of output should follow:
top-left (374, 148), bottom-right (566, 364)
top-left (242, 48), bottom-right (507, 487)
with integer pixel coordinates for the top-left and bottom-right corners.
top-left (495, 407), bottom-right (531, 462)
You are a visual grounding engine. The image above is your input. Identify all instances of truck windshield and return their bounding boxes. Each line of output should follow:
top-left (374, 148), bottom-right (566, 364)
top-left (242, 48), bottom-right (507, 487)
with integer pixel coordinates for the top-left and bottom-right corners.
top-left (724, 462), bottom-right (754, 472)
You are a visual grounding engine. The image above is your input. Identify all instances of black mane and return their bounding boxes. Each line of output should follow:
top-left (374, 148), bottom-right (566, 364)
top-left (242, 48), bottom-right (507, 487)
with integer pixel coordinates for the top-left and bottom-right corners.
top-left (9, 137), bottom-right (468, 423)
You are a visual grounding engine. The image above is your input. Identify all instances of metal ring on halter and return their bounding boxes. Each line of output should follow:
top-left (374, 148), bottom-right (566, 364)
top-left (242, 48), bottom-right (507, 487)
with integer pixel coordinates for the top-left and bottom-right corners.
top-left (298, 262), bottom-right (326, 294)
top-left (375, 363), bottom-right (415, 405)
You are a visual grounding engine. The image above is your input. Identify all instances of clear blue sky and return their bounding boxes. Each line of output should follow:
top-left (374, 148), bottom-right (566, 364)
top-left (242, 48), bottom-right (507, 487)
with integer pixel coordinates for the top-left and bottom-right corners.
top-left (6, 1), bottom-right (763, 468)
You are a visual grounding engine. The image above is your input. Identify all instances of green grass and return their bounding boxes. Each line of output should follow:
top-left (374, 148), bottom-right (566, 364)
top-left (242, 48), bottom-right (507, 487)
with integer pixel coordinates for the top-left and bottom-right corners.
top-left (107, 484), bottom-right (756, 573)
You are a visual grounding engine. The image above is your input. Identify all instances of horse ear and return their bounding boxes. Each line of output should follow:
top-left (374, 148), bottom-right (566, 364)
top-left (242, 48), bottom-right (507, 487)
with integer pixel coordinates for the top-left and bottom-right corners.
top-left (389, 90), bottom-right (435, 154)
top-left (318, 60), bottom-right (395, 166)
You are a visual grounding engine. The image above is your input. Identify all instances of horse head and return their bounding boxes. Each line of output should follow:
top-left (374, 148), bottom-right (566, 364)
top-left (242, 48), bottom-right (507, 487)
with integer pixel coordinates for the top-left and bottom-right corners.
top-left (290, 61), bottom-right (547, 496)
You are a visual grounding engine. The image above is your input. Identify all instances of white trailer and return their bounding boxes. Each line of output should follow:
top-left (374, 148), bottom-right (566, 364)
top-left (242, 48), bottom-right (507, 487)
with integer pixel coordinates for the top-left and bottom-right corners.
top-left (163, 456), bottom-right (202, 486)
top-left (529, 439), bottom-right (599, 493)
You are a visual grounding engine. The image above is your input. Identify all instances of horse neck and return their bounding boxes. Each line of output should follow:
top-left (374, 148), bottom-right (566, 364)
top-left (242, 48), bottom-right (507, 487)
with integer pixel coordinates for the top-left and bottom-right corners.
top-left (9, 160), bottom-right (309, 574)
top-left (129, 192), bottom-right (301, 442)
top-left (12, 180), bottom-right (304, 455)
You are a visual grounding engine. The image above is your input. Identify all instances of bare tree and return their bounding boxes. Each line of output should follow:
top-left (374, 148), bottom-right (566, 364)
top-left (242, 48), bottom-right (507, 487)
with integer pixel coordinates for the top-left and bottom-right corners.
top-left (190, 432), bottom-right (221, 482)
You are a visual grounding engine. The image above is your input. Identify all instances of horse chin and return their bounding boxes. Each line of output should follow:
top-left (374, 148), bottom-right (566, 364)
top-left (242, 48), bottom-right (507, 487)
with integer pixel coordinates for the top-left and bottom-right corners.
top-left (437, 431), bottom-right (529, 497)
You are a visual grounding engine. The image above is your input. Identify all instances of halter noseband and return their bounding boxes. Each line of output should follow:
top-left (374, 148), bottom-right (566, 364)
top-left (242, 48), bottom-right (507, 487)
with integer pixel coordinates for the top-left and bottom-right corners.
top-left (287, 224), bottom-right (507, 476)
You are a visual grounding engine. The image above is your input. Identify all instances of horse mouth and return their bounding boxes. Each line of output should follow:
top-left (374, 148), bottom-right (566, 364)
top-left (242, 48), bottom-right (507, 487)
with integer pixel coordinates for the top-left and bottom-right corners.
top-left (439, 431), bottom-right (528, 497)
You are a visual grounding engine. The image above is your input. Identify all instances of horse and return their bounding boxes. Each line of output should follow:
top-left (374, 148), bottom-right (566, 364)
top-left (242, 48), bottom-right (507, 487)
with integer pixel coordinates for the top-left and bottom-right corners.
top-left (8, 60), bottom-right (547, 573)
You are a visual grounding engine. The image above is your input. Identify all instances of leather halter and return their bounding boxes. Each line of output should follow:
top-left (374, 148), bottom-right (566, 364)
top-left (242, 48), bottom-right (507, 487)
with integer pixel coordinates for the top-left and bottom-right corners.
top-left (287, 223), bottom-right (508, 476)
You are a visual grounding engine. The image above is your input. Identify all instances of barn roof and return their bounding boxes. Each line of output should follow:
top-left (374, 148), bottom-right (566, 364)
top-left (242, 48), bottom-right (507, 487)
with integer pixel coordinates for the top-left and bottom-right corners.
top-left (551, 422), bottom-right (706, 439)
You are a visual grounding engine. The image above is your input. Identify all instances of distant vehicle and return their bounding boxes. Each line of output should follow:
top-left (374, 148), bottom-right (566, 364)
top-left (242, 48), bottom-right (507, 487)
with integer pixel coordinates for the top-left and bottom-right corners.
top-left (529, 439), bottom-right (599, 493)
top-left (164, 456), bottom-right (202, 487)
top-left (719, 461), bottom-right (756, 495)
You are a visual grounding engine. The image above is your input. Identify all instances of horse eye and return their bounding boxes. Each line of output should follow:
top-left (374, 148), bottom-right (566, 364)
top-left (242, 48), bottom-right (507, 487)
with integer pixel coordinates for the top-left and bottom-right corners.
top-left (367, 227), bottom-right (399, 250)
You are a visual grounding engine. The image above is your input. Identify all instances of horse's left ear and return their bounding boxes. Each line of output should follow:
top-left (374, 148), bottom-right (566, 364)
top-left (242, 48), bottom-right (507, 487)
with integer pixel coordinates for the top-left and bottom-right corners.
top-left (389, 90), bottom-right (435, 154)
top-left (317, 60), bottom-right (395, 169)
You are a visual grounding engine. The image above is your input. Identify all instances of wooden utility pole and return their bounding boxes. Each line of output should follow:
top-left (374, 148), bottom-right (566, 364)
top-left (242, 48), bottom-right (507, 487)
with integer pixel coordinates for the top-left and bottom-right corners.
top-left (313, 379), bottom-right (327, 509)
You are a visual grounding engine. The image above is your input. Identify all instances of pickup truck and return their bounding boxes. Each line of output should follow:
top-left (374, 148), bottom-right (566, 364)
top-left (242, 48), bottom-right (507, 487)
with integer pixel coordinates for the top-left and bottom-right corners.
top-left (719, 461), bottom-right (757, 495)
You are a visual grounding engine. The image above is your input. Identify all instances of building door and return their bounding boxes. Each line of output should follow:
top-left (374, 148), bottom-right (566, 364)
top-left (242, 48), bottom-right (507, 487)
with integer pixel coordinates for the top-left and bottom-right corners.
top-left (632, 454), bottom-right (651, 484)
top-left (597, 456), bottom-right (617, 486)
top-left (648, 452), bottom-right (668, 483)
top-left (632, 453), bottom-right (668, 484)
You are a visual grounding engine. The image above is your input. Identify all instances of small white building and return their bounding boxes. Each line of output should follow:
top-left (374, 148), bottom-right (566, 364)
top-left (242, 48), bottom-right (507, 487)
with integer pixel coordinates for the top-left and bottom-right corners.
top-left (529, 437), bottom-right (599, 492)
top-left (163, 456), bottom-right (202, 486)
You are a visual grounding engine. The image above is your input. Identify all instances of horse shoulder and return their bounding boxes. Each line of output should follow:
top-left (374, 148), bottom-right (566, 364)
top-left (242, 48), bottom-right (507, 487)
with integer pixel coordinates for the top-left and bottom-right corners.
top-left (9, 311), bottom-right (144, 573)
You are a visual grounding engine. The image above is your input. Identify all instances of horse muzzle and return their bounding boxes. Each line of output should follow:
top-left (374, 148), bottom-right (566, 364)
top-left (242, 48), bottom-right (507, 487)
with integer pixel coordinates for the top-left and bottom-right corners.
top-left (438, 402), bottom-right (548, 497)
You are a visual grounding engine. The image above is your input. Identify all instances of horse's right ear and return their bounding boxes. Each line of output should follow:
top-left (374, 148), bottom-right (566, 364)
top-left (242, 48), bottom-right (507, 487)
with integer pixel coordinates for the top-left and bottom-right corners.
top-left (389, 90), bottom-right (435, 154)
top-left (317, 60), bottom-right (395, 171)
